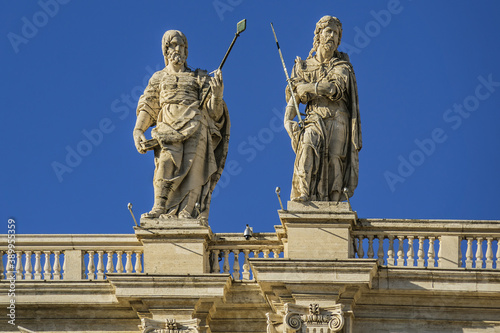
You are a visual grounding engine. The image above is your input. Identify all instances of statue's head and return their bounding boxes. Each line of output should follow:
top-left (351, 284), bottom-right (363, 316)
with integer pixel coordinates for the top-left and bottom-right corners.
top-left (162, 30), bottom-right (188, 67)
top-left (308, 16), bottom-right (343, 59)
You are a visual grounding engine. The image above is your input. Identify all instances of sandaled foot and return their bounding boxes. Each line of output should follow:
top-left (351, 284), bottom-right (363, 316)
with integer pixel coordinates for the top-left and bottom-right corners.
top-left (178, 210), bottom-right (193, 219)
top-left (141, 208), bottom-right (163, 219)
top-left (292, 195), bottom-right (309, 202)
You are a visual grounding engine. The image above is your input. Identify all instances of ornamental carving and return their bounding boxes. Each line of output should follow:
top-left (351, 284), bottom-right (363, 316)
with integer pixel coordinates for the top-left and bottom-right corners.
top-left (140, 318), bottom-right (200, 333)
top-left (267, 303), bottom-right (344, 333)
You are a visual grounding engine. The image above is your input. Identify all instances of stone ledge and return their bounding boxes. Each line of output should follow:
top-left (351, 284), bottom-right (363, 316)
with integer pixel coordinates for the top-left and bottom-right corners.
top-left (139, 217), bottom-right (208, 229)
top-left (279, 201), bottom-right (358, 226)
top-left (135, 218), bottom-right (213, 240)
top-left (357, 218), bottom-right (500, 233)
top-left (0, 234), bottom-right (142, 249)
top-left (250, 259), bottom-right (378, 286)
top-left (0, 281), bottom-right (116, 304)
top-left (374, 267), bottom-right (500, 293)
top-left (286, 201), bottom-right (353, 212)
top-left (107, 273), bottom-right (232, 300)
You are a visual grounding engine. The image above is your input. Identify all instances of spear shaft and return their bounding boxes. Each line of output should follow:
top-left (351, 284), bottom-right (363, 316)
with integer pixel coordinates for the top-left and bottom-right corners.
top-left (270, 23), bottom-right (303, 125)
top-left (199, 19), bottom-right (247, 109)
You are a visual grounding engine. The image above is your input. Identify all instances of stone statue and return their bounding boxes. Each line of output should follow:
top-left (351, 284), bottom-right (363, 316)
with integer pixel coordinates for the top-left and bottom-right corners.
top-left (284, 15), bottom-right (361, 203)
top-left (133, 30), bottom-right (230, 220)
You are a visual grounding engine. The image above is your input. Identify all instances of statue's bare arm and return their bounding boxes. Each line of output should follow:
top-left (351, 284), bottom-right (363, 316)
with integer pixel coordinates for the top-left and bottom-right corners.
top-left (284, 95), bottom-right (300, 136)
top-left (133, 111), bottom-right (154, 154)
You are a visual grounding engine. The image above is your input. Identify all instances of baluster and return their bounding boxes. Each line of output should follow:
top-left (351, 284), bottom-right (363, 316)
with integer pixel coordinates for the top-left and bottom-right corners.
top-left (62, 251), bottom-right (67, 279)
top-left (377, 235), bottom-right (385, 265)
top-left (96, 251), bottom-right (105, 280)
top-left (34, 251), bottom-right (42, 280)
top-left (116, 251), bottom-right (124, 273)
top-left (6, 252), bottom-right (13, 280)
top-left (417, 237), bottom-right (425, 267)
top-left (397, 236), bottom-right (405, 266)
top-left (211, 250), bottom-right (220, 273)
top-left (496, 239), bottom-right (500, 269)
top-left (232, 250), bottom-right (240, 280)
top-left (407, 236), bottom-right (415, 267)
top-left (458, 237), bottom-right (463, 267)
top-left (106, 251), bottom-right (115, 274)
top-left (0, 251), bottom-right (4, 279)
top-left (24, 251), bottom-right (32, 280)
top-left (82, 253), bottom-right (86, 279)
top-left (223, 250), bottom-right (230, 273)
top-left (367, 235), bottom-right (374, 259)
top-left (242, 250), bottom-right (251, 280)
top-left (16, 251), bottom-right (23, 280)
top-left (272, 248), bottom-right (281, 258)
top-left (387, 236), bottom-right (395, 266)
top-left (5, 251), bottom-right (14, 280)
top-left (357, 236), bottom-right (365, 259)
top-left (125, 251), bottom-right (133, 273)
top-left (475, 237), bottom-right (484, 268)
top-left (253, 249), bottom-right (260, 259)
top-left (465, 237), bottom-right (473, 268)
top-left (262, 249), bottom-right (270, 259)
top-left (437, 236), bottom-right (442, 268)
top-left (485, 238), bottom-right (493, 269)
top-left (134, 251), bottom-right (143, 273)
top-left (43, 251), bottom-right (52, 280)
top-left (53, 251), bottom-right (61, 280)
top-left (87, 251), bottom-right (95, 280)
top-left (428, 237), bottom-right (435, 268)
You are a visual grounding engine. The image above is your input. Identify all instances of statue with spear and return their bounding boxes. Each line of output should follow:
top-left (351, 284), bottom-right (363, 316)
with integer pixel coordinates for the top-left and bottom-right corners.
top-left (272, 16), bottom-right (362, 203)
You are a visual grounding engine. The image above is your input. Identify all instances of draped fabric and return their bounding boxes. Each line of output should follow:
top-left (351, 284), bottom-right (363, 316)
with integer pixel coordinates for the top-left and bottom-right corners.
top-left (137, 67), bottom-right (230, 218)
top-left (286, 53), bottom-right (361, 201)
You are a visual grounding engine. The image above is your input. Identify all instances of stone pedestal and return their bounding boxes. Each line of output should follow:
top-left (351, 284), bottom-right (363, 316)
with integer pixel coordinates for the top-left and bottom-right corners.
top-left (135, 218), bottom-right (213, 275)
top-left (279, 201), bottom-right (357, 260)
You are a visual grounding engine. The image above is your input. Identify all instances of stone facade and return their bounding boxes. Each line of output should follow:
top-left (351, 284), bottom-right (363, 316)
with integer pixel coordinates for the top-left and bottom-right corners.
top-left (1, 202), bottom-right (500, 332)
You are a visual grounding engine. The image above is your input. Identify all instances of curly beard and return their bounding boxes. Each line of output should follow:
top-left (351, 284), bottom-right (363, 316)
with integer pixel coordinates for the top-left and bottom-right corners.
top-left (167, 50), bottom-right (186, 66)
top-left (320, 34), bottom-right (338, 52)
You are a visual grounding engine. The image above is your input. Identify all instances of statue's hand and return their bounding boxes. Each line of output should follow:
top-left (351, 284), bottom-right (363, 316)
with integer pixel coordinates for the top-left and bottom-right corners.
top-left (210, 69), bottom-right (224, 99)
top-left (284, 120), bottom-right (300, 137)
top-left (296, 83), bottom-right (314, 101)
top-left (133, 129), bottom-right (147, 154)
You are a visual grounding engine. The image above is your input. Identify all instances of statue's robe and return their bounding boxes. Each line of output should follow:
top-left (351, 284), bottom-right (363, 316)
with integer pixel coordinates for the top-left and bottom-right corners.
top-left (286, 52), bottom-right (361, 201)
top-left (137, 67), bottom-right (230, 218)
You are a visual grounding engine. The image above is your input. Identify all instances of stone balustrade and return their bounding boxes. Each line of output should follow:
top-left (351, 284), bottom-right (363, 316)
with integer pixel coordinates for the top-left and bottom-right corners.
top-left (208, 232), bottom-right (284, 280)
top-left (352, 219), bottom-right (500, 269)
top-left (2, 219), bottom-right (499, 283)
top-left (0, 234), bottom-right (143, 281)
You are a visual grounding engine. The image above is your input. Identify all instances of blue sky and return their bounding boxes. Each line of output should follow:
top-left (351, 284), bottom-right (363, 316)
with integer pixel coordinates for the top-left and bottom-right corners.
top-left (1, 1), bottom-right (500, 235)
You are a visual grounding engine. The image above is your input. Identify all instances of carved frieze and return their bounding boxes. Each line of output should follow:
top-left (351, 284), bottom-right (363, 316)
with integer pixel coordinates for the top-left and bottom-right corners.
top-left (267, 303), bottom-right (344, 333)
top-left (140, 318), bottom-right (200, 333)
